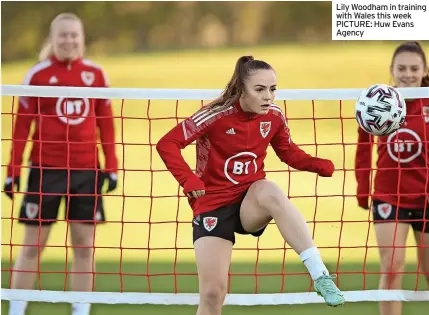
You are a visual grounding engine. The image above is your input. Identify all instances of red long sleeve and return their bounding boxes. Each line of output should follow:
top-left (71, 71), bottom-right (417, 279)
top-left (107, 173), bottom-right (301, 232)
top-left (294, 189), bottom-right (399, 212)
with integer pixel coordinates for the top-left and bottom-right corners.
top-left (354, 127), bottom-right (374, 200)
top-left (156, 118), bottom-right (206, 187)
top-left (7, 96), bottom-right (37, 177)
top-left (96, 98), bottom-right (117, 172)
top-left (270, 117), bottom-right (322, 173)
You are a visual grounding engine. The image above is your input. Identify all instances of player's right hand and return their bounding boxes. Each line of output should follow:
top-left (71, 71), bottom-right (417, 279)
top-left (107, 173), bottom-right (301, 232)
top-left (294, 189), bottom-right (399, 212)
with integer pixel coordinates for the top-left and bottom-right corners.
top-left (183, 177), bottom-right (205, 199)
top-left (357, 196), bottom-right (369, 210)
top-left (3, 176), bottom-right (20, 200)
top-left (314, 158), bottom-right (335, 177)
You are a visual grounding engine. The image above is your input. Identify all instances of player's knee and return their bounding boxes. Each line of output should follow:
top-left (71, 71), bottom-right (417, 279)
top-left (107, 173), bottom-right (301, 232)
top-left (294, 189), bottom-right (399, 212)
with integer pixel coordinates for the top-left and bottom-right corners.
top-left (255, 181), bottom-right (285, 212)
top-left (379, 253), bottom-right (405, 287)
top-left (70, 224), bottom-right (95, 259)
top-left (71, 237), bottom-right (93, 259)
top-left (199, 283), bottom-right (227, 308)
top-left (379, 251), bottom-right (405, 274)
top-left (21, 225), bottom-right (50, 259)
top-left (72, 246), bottom-right (93, 259)
top-left (21, 244), bottom-right (46, 260)
top-left (21, 237), bottom-right (48, 259)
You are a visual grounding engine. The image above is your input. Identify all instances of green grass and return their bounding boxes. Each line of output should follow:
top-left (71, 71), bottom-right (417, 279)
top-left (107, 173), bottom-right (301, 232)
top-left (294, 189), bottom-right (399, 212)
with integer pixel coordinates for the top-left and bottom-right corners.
top-left (1, 43), bottom-right (428, 313)
top-left (1, 261), bottom-right (428, 314)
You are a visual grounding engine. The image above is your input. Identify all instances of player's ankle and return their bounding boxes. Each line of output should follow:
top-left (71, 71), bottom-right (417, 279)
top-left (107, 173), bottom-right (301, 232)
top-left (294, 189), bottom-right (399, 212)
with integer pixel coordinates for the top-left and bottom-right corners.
top-left (299, 247), bottom-right (330, 280)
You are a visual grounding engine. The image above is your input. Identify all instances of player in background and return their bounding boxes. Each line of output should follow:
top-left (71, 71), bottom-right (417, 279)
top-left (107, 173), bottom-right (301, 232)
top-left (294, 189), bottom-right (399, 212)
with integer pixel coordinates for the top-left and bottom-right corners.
top-left (157, 55), bottom-right (345, 314)
top-left (3, 13), bottom-right (118, 315)
top-left (355, 41), bottom-right (429, 315)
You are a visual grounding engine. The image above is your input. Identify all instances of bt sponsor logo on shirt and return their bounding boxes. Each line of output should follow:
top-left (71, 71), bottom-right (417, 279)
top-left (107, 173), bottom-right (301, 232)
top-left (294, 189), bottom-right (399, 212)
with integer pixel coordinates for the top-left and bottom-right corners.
top-left (386, 128), bottom-right (422, 163)
top-left (224, 152), bottom-right (258, 184)
top-left (55, 97), bottom-right (90, 125)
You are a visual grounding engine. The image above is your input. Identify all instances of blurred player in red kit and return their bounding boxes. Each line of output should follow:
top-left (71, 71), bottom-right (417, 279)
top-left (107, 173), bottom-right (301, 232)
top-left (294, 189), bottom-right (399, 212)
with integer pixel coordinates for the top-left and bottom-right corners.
top-left (157, 56), bottom-right (345, 314)
top-left (355, 41), bottom-right (429, 315)
top-left (3, 13), bottom-right (118, 315)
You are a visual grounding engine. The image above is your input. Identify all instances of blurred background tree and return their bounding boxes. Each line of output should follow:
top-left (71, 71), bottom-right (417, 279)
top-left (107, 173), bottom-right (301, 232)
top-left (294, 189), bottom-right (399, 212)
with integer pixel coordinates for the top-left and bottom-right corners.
top-left (1, 1), bottom-right (333, 62)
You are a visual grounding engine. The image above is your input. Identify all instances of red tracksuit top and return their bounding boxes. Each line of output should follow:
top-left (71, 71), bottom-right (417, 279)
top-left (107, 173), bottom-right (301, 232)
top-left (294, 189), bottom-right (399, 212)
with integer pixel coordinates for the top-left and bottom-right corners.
top-left (7, 56), bottom-right (117, 177)
top-left (157, 101), bottom-right (328, 216)
top-left (355, 98), bottom-right (429, 209)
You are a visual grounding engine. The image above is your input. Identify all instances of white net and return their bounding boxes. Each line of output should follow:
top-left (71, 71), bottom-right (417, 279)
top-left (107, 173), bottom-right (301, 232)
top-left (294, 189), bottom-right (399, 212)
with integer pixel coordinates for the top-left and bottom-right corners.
top-left (1, 84), bottom-right (429, 307)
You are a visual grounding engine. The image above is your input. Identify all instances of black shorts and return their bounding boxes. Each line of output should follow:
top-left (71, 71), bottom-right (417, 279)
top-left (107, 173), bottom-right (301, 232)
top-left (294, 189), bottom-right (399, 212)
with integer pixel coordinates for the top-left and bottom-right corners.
top-left (192, 199), bottom-right (268, 245)
top-left (372, 199), bottom-right (429, 233)
top-left (19, 166), bottom-right (106, 225)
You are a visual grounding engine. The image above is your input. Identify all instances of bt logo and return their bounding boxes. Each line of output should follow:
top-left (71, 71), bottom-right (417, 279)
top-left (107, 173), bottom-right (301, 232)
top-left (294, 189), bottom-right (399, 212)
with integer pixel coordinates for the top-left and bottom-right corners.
top-left (55, 97), bottom-right (90, 125)
top-left (224, 152), bottom-right (258, 184)
top-left (386, 128), bottom-right (422, 163)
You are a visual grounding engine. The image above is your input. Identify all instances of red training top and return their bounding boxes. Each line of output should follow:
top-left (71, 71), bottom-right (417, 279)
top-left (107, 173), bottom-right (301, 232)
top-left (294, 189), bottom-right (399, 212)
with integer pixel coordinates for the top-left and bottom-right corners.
top-left (355, 98), bottom-right (429, 209)
top-left (7, 56), bottom-right (118, 177)
top-left (157, 101), bottom-right (334, 216)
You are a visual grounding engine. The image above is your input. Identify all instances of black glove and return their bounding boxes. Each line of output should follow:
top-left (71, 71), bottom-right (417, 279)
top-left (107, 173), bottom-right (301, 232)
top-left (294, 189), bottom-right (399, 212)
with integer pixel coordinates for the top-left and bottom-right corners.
top-left (4, 176), bottom-right (20, 199)
top-left (102, 172), bottom-right (117, 193)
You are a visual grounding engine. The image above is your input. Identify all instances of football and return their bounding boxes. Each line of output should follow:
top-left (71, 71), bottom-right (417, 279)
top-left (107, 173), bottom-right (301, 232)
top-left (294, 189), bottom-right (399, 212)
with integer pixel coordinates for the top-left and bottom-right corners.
top-left (355, 84), bottom-right (406, 136)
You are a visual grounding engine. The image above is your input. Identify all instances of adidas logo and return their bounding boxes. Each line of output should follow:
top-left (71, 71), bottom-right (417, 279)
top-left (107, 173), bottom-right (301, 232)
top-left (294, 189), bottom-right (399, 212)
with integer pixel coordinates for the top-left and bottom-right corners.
top-left (226, 128), bottom-right (235, 134)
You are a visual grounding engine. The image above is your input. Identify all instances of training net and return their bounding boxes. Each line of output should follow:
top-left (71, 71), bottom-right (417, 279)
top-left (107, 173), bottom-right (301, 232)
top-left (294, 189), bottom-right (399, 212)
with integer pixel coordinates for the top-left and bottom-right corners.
top-left (1, 84), bottom-right (429, 306)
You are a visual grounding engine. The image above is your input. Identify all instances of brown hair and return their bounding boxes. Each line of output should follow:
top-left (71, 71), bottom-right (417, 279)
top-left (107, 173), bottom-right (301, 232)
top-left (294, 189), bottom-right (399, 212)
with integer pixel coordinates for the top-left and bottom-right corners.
top-left (39, 13), bottom-right (84, 61)
top-left (206, 55), bottom-right (274, 112)
top-left (391, 41), bottom-right (429, 87)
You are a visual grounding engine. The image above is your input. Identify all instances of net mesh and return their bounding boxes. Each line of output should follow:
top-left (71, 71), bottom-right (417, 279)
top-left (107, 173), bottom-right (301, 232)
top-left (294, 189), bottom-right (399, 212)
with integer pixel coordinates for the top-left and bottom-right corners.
top-left (1, 84), bottom-right (429, 305)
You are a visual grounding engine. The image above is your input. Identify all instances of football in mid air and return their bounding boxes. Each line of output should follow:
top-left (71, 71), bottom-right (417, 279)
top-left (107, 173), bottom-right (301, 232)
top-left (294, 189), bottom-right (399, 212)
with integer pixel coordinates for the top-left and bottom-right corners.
top-left (355, 84), bottom-right (406, 136)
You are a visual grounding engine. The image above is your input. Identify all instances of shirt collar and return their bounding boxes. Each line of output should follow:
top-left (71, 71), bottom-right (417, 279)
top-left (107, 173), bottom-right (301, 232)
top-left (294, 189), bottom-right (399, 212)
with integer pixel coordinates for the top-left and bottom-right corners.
top-left (233, 100), bottom-right (264, 119)
top-left (49, 55), bottom-right (82, 68)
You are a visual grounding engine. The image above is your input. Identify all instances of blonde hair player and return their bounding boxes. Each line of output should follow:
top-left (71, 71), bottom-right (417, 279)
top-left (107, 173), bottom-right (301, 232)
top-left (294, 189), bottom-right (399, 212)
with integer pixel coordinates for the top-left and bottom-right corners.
top-left (157, 56), bottom-right (345, 315)
top-left (4, 13), bottom-right (118, 315)
top-left (355, 41), bottom-right (429, 315)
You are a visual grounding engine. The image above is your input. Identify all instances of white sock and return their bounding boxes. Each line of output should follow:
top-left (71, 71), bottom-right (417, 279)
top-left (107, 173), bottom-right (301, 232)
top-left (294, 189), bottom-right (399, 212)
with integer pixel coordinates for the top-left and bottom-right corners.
top-left (8, 301), bottom-right (28, 315)
top-left (72, 303), bottom-right (91, 315)
top-left (299, 247), bottom-right (329, 280)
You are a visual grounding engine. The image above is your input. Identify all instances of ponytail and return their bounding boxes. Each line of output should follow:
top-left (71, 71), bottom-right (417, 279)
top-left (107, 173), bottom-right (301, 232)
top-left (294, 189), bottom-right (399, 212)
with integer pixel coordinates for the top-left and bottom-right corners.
top-left (206, 55), bottom-right (272, 112)
top-left (235, 55), bottom-right (254, 74)
top-left (39, 39), bottom-right (53, 61)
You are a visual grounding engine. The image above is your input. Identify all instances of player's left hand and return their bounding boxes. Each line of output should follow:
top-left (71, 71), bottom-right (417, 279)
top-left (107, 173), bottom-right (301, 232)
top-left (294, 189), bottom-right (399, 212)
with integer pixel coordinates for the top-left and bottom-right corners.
top-left (314, 158), bottom-right (335, 177)
top-left (186, 190), bottom-right (205, 199)
top-left (183, 177), bottom-right (205, 199)
top-left (101, 172), bottom-right (117, 193)
top-left (3, 176), bottom-right (20, 200)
